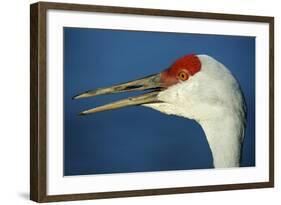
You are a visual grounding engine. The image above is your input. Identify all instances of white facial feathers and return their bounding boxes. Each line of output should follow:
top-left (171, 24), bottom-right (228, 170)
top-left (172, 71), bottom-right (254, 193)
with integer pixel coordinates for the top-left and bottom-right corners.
top-left (143, 55), bottom-right (246, 168)
top-left (145, 55), bottom-right (245, 122)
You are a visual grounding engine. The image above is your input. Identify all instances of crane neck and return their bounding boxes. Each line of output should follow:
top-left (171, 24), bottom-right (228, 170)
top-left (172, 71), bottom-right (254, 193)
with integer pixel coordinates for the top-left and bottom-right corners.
top-left (199, 114), bottom-right (245, 168)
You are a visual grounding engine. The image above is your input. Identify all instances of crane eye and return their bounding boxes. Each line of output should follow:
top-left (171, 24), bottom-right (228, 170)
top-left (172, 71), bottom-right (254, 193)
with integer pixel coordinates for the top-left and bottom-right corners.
top-left (177, 71), bottom-right (189, 81)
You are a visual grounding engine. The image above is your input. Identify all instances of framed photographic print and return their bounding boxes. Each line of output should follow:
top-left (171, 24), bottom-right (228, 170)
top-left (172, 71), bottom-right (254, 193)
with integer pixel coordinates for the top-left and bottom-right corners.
top-left (30, 1), bottom-right (274, 202)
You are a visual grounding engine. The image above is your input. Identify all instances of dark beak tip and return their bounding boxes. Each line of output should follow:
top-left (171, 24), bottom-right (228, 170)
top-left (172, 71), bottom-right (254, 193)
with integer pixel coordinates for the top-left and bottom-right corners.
top-left (72, 94), bottom-right (79, 100)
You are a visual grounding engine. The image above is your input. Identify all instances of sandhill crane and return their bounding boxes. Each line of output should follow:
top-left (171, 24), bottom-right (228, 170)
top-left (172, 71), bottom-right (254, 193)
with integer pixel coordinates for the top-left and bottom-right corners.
top-left (74, 54), bottom-right (246, 168)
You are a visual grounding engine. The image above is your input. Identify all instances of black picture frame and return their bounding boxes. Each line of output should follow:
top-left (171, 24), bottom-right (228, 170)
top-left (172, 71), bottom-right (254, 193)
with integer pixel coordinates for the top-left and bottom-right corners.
top-left (30, 1), bottom-right (274, 202)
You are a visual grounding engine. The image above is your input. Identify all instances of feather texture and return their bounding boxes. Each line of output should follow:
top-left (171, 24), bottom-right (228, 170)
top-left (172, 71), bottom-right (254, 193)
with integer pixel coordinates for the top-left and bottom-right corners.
top-left (144, 55), bottom-right (246, 168)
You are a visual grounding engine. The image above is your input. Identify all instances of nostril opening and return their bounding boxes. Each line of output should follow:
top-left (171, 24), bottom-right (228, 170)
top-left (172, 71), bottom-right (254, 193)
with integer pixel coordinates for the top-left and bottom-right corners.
top-left (125, 85), bottom-right (143, 90)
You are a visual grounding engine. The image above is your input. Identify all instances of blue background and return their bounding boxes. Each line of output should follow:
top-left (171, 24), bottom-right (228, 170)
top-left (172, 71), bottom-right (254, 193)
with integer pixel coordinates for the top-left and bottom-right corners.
top-left (64, 27), bottom-right (255, 176)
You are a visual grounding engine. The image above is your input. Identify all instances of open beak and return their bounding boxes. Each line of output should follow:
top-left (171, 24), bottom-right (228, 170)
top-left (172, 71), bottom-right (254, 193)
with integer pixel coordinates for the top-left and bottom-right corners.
top-left (73, 73), bottom-right (165, 115)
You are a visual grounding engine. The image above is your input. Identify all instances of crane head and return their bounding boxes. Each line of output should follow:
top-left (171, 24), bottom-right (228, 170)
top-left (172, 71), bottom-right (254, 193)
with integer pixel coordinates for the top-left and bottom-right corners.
top-left (73, 54), bottom-right (245, 125)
